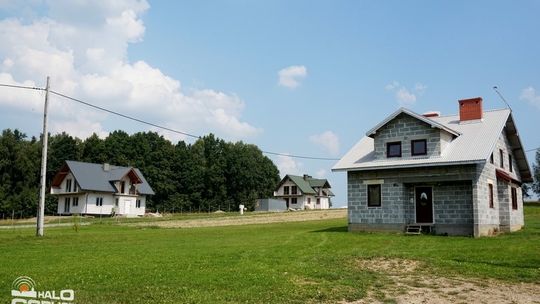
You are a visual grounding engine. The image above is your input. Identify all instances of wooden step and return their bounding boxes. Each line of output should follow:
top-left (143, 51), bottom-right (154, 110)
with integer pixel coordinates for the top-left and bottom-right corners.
top-left (405, 225), bottom-right (422, 235)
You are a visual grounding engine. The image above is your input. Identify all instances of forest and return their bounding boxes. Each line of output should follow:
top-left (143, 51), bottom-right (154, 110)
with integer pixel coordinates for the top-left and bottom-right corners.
top-left (0, 129), bottom-right (281, 218)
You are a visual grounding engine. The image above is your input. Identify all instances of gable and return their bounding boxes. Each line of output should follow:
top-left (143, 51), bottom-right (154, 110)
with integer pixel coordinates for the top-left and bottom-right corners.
top-left (333, 109), bottom-right (521, 174)
top-left (366, 108), bottom-right (460, 138)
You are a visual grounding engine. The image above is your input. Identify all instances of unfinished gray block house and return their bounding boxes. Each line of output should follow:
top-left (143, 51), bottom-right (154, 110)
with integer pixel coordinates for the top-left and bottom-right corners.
top-left (333, 97), bottom-right (532, 237)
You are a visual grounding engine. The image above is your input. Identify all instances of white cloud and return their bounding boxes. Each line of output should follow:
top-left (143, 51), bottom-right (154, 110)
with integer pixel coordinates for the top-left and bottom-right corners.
top-left (520, 86), bottom-right (540, 109)
top-left (309, 131), bottom-right (340, 156)
top-left (0, 1), bottom-right (259, 141)
top-left (278, 65), bottom-right (307, 89)
top-left (385, 81), bottom-right (427, 107)
top-left (274, 153), bottom-right (303, 177)
top-left (315, 169), bottom-right (326, 178)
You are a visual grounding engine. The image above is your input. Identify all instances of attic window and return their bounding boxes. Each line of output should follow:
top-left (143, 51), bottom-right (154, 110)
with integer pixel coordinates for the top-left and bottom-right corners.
top-left (411, 139), bottom-right (427, 156)
top-left (284, 186), bottom-right (289, 195)
top-left (387, 142), bottom-right (402, 158)
top-left (291, 186), bottom-right (298, 195)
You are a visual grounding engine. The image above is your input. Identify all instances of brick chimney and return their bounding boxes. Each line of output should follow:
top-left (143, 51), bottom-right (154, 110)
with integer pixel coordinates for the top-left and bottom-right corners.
top-left (303, 174), bottom-right (312, 180)
top-left (422, 111), bottom-right (440, 118)
top-left (458, 97), bottom-right (483, 122)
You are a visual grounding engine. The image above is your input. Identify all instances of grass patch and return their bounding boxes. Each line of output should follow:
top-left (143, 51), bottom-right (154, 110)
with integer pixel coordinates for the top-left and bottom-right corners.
top-left (0, 206), bottom-right (538, 303)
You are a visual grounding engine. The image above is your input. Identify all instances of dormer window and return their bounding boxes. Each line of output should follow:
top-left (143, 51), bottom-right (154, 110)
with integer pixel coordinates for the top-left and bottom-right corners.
top-left (387, 142), bottom-right (402, 158)
top-left (411, 139), bottom-right (427, 156)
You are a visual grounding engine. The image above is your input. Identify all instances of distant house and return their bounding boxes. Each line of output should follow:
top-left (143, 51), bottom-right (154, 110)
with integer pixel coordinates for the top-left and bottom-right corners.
top-left (273, 174), bottom-right (334, 210)
top-left (333, 97), bottom-right (532, 237)
top-left (51, 160), bottom-right (155, 217)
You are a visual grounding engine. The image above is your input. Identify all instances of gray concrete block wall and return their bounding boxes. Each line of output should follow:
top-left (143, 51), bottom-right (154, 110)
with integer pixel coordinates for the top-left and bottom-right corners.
top-left (348, 165), bottom-right (476, 235)
top-left (373, 113), bottom-right (441, 159)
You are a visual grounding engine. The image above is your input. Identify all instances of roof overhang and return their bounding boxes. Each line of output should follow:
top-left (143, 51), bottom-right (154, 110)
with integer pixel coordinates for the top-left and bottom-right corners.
top-left (496, 169), bottom-right (522, 186)
top-left (51, 163), bottom-right (70, 188)
top-left (332, 159), bottom-right (482, 172)
top-left (366, 108), bottom-right (461, 138)
top-left (503, 113), bottom-right (533, 183)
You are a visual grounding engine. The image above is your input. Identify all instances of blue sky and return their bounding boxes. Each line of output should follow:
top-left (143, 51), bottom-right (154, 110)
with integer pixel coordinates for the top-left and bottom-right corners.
top-left (0, 1), bottom-right (539, 206)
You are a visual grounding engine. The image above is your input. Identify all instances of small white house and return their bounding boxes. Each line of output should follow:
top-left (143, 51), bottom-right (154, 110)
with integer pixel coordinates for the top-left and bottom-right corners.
top-left (273, 174), bottom-right (334, 210)
top-left (51, 160), bottom-right (155, 217)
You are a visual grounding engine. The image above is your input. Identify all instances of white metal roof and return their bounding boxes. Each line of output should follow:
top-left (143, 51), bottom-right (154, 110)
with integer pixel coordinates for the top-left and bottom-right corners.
top-left (332, 108), bottom-right (527, 173)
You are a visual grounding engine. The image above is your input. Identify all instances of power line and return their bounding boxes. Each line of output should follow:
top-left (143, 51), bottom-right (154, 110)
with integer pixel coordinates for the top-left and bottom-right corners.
top-left (50, 90), bottom-right (202, 139)
top-left (48, 89), bottom-right (339, 160)
top-left (0, 83), bottom-right (44, 91)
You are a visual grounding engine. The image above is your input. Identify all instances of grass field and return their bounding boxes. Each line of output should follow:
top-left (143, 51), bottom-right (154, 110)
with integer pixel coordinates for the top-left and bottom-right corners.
top-left (0, 206), bottom-right (539, 303)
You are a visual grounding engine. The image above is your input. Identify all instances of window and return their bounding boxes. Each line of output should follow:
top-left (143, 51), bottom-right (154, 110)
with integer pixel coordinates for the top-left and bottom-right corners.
top-left (73, 182), bottom-right (78, 192)
top-left (500, 149), bottom-right (504, 168)
top-left (509, 154), bottom-right (513, 172)
top-left (291, 186), bottom-right (298, 195)
top-left (65, 197), bottom-right (71, 206)
top-left (307, 198), bottom-right (311, 204)
top-left (65, 179), bottom-right (72, 192)
top-left (488, 184), bottom-right (494, 209)
top-left (411, 139), bottom-right (427, 156)
top-left (387, 142), bottom-right (402, 158)
top-left (291, 197), bottom-right (297, 205)
top-left (490, 153), bottom-right (494, 164)
top-left (95, 197), bottom-right (103, 207)
top-left (511, 187), bottom-right (518, 210)
top-left (72, 197), bottom-right (79, 207)
top-left (115, 198), bottom-right (119, 207)
top-left (316, 198), bottom-right (320, 204)
top-left (136, 199), bottom-right (141, 208)
top-left (120, 181), bottom-right (126, 194)
top-left (283, 186), bottom-right (289, 195)
top-left (367, 184), bottom-right (381, 207)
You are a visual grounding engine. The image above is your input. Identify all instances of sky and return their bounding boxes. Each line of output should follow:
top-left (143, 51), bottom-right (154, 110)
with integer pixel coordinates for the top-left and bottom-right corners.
top-left (0, 1), bottom-right (539, 206)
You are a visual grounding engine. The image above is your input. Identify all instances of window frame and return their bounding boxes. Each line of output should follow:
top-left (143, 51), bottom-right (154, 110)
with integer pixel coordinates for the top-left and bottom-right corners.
top-left (96, 197), bottom-right (103, 207)
top-left (283, 186), bottom-right (289, 195)
top-left (411, 139), bottom-right (427, 156)
top-left (307, 198), bottom-right (311, 205)
top-left (499, 149), bottom-right (504, 168)
top-left (316, 198), bottom-right (320, 205)
top-left (291, 197), bottom-right (297, 205)
top-left (72, 197), bottom-right (79, 207)
top-left (367, 184), bottom-right (382, 207)
top-left (291, 186), bottom-right (298, 195)
top-left (509, 154), bottom-right (513, 172)
top-left (65, 179), bottom-right (72, 192)
top-left (511, 187), bottom-right (518, 210)
top-left (136, 199), bottom-right (141, 208)
top-left (386, 142), bottom-right (402, 158)
top-left (488, 183), bottom-right (494, 209)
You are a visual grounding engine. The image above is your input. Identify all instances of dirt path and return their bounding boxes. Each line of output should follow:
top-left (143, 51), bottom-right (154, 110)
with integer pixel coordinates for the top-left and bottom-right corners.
top-left (133, 209), bottom-right (347, 229)
top-left (348, 258), bottom-right (540, 304)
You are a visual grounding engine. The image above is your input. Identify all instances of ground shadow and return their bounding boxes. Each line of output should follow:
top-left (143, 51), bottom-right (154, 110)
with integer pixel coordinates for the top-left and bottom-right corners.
top-left (310, 226), bottom-right (348, 233)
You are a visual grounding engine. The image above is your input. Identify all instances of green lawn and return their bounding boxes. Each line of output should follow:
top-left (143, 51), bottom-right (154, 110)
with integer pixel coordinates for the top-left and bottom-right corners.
top-left (1, 206), bottom-right (539, 304)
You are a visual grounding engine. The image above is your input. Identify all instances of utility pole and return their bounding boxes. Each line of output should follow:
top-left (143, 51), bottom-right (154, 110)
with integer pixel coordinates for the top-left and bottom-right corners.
top-left (36, 76), bottom-right (50, 237)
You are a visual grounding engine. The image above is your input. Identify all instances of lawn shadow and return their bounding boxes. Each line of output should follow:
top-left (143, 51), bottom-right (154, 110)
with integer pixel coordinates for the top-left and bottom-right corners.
top-left (310, 226), bottom-right (348, 233)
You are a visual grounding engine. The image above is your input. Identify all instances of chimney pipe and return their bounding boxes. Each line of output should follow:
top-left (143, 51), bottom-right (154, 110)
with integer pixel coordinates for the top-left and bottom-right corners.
top-left (103, 163), bottom-right (110, 171)
top-left (459, 97), bottom-right (483, 122)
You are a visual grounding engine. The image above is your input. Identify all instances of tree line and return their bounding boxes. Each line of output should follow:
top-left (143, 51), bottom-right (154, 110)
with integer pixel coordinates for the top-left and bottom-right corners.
top-left (0, 129), bottom-right (280, 218)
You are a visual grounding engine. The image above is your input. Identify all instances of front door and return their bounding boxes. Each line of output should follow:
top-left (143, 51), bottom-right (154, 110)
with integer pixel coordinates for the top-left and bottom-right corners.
top-left (124, 200), bottom-right (131, 215)
top-left (415, 187), bottom-right (433, 223)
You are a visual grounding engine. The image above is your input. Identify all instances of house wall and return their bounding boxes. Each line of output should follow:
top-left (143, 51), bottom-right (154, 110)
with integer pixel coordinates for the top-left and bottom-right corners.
top-left (114, 195), bottom-right (146, 216)
top-left (51, 172), bottom-right (81, 195)
top-left (373, 113), bottom-right (441, 159)
top-left (473, 130), bottom-right (524, 236)
top-left (348, 165), bottom-right (477, 235)
top-left (57, 194), bottom-right (85, 214)
top-left (83, 192), bottom-right (115, 215)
